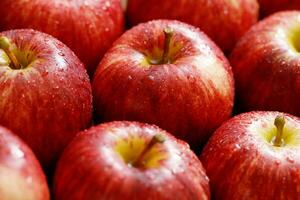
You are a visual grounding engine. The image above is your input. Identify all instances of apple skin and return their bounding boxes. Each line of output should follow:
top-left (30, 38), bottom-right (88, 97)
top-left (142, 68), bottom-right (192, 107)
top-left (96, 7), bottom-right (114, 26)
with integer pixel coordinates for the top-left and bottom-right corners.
top-left (201, 111), bottom-right (300, 199)
top-left (92, 20), bottom-right (234, 149)
top-left (0, 126), bottom-right (49, 200)
top-left (230, 11), bottom-right (300, 116)
top-left (54, 121), bottom-right (210, 200)
top-left (0, 0), bottom-right (124, 75)
top-left (0, 29), bottom-right (92, 170)
top-left (126, 0), bottom-right (259, 53)
top-left (258, 0), bottom-right (300, 17)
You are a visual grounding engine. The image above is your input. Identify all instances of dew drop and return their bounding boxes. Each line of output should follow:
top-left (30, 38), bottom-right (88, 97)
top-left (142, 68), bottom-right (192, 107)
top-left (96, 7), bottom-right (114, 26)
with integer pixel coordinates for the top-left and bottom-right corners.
top-left (58, 52), bottom-right (65, 57)
top-left (148, 75), bottom-right (154, 80)
top-left (10, 145), bottom-right (24, 158)
top-left (286, 156), bottom-right (294, 163)
top-left (235, 144), bottom-right (241, 150)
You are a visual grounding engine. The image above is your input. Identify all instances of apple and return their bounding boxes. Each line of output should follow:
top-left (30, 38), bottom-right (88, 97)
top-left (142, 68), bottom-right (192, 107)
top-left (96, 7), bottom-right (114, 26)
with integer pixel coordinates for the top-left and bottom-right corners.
top-left (126, 0), bottom-right (259, 53)
top-left (0, 125), bottom-right (49, 200)
top-left (258, 0), bottom-right (300, 17)
top-left (0, 0), bottom-right (125, 75)
top-left (201, 111), bottom-right (300, 199)
top-left (54, 121), bottom-right (210, 200)
top-left (92, 20), bottom-right (234, 149)
top-left (0, 29), bottom-right (92, 171)
top-left (230, 11), bottom-right (300, 116)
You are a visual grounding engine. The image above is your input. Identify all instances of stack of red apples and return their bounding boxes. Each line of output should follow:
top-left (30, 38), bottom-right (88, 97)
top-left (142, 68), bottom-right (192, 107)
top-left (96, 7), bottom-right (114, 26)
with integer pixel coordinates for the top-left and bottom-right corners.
top-left (0, 0), bottom-right (300, 199)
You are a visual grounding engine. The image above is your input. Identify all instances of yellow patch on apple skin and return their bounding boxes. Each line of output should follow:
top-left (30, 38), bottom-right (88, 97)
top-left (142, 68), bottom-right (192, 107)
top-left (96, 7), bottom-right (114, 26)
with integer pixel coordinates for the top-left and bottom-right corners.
top-left (0, 49), bottom-right (10, 66)
top-left (140, 58), bottom-right (151, 68)
top-left (114, 135), bottom-right (168, 169)
top-left (140, 144), bottom-right (168, 168)
top-left (286, 25), bottom-right (300, 53)
top-left (228, 0), bottom-right (240, 9)
top-left (146, 46), bottom-right (163, 63)
top-left (254, 117), bottom-right (300, 147)
top-left (115, 136), bottom-right (146, 165)
top-left (0, 165), bottom-right (36, 200)
top-left (140, 40), bottom-right (183, 67)
top-left (0, 46), bottom-right (36, 70)
top-left (13, 49), bottom-right (37, 69)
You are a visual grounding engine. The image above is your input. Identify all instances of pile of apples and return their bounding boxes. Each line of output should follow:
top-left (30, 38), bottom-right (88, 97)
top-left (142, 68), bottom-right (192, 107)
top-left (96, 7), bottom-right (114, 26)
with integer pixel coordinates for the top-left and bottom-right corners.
top-left (0, 0), bottom-right (300, 199)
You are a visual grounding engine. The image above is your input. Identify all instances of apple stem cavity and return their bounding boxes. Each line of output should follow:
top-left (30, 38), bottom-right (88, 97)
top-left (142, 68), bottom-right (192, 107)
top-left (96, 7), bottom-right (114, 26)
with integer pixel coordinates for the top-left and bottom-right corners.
top-left (160, 28), bottom-right (173, 64)
top-left (133, 134), bottom-right (165, 167)
top-left (273, 115), bottom-right (286, 147)
top-left (0, 36), bottom-right (22, 70)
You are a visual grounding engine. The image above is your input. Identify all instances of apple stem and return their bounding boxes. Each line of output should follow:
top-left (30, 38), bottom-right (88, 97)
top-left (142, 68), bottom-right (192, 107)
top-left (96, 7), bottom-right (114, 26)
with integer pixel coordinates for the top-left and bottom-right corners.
top-left (160, 28), bottom-right (173, 64)
top-left (273, 115), bottom-right (285, 147)
top-left (133, 134), bottom-right (165, 167)
top-left (0, 36), bottom-right (22, 69)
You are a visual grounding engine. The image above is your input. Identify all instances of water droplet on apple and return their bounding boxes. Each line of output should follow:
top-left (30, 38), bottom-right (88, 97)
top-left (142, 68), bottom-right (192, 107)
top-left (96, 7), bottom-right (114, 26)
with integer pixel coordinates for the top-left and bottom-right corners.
top-left (275, 160), bottom-right (281, 165)
top-left (128, 75), bottom-right (133, 80)
top-left (55, 42), bottom-right (64, 49)
top-left (41, 70), bottom-right (48, 77)
top-left (10, 145), bottom-right (24, 158)
top-left (235, 144), bottom-right (241, 150)
top-left (105, 1), bottom-right (111, 7)
top-left (286, 156), bottom-right (294, 163)
top-left (58, 52), bottom-right (65, 57)
top-left (148, 75), bottom-right (155, 80)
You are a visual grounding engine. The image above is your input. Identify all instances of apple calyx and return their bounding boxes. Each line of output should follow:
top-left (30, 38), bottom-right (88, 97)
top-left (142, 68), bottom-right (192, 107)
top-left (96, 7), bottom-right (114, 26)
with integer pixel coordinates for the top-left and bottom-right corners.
top-left (132, 134), bottom-right (165, 168)
top-left (0, 36), bottom-right (22, 69)
top-left (273, 115), bottom-right (285, 147)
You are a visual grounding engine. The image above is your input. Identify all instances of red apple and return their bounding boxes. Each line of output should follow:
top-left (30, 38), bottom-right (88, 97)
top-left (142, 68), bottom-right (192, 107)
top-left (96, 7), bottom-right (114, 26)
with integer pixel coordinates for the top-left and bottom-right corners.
top-left (54, 121), bottom-right (210, 200)
top-left (258, 0), bottom-right (300, 17)
top-left (126, 0), bottom-right (259, 53)
top-left (201, 111), bottom-right (300, 199)
top-left (0, 126), bottom-right (49, 200)
top-left (230, 11), bottom-right (300, 116)
top-left (0, 29), bottom-right (92, 170)
top-left (0, 0), bottom-right (125, 75)
top-left (92, 20), bottom-right (234, 149)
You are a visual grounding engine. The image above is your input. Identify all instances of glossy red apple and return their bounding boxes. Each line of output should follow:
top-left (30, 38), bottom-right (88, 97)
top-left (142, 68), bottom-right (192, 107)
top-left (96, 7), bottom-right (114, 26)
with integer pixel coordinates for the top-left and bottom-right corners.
top-left (92, 20), bottom-right (234, 149)
top-left (0, 29), bottom-right (92, 170)
top-left (126, 0), bottom-right (259, 53)
top-left (0, 0), bottom-right (124, 75)
top-left (201, 111), bottom-right (300, 199)
top-left (54, 121), bottom-right (210, 200)
top-left (258, 0), bottom-right (300, 17)
top-left (0, 126), bottom-right (49, 200)
top-left (230, 11), bottom-right (300, 115)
